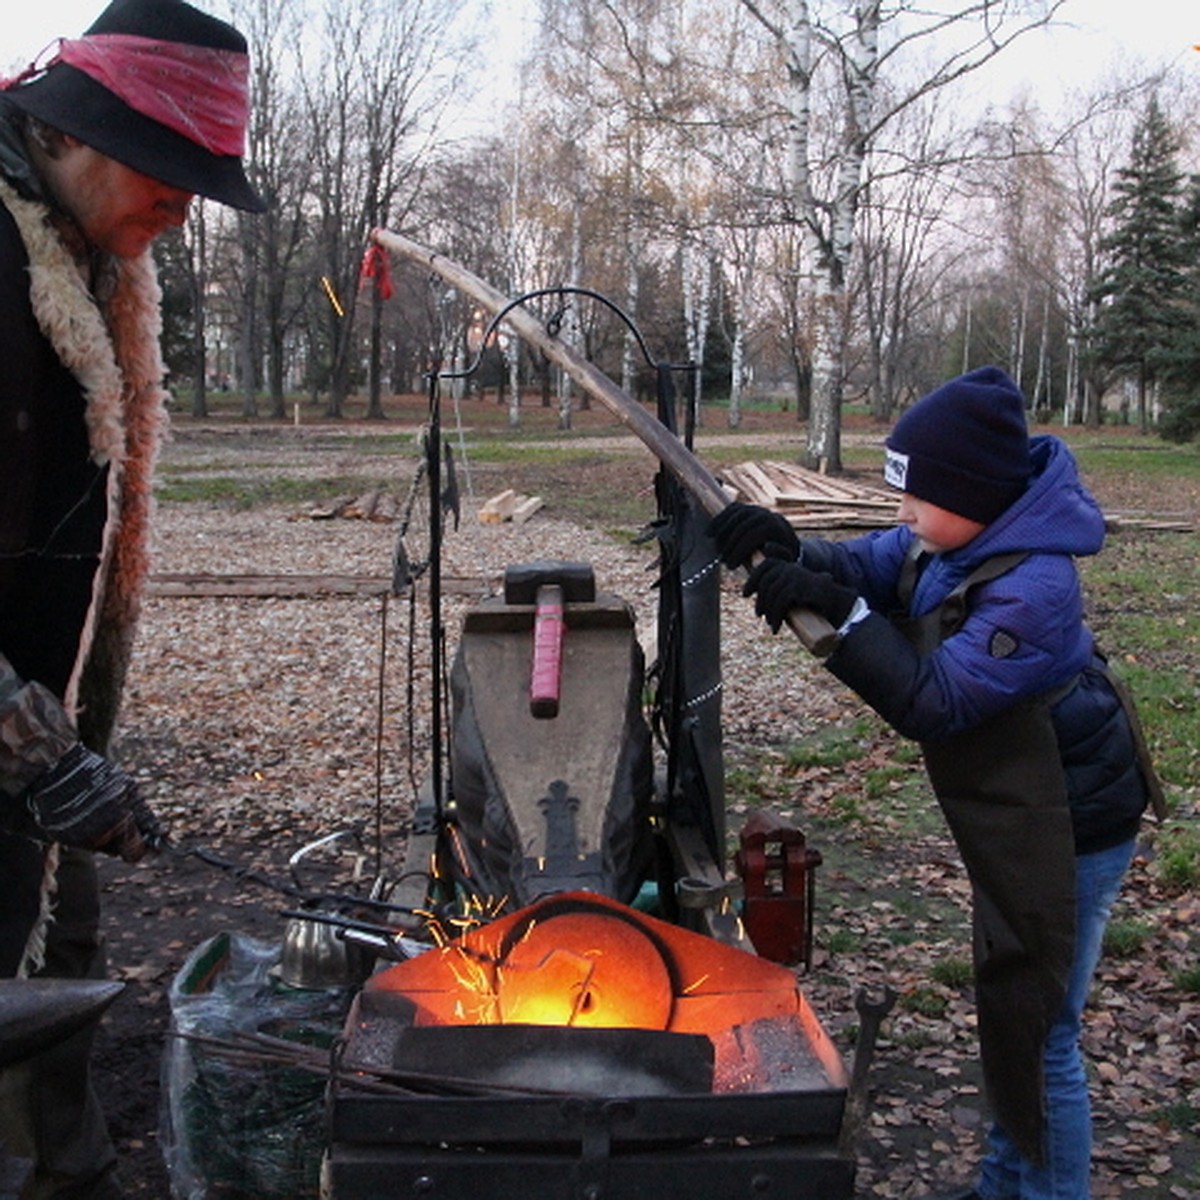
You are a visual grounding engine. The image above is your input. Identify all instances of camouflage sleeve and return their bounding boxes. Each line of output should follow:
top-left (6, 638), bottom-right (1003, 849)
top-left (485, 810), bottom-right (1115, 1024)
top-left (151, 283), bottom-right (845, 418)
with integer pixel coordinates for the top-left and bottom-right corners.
top-left (0, 653), bottom-right (78, 798)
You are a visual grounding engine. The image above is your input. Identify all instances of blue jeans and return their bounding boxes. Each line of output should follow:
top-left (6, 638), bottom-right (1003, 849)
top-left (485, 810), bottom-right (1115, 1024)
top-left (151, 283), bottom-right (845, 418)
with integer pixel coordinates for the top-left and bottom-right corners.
top-left (977, 838), bottom-right (1136, 1200)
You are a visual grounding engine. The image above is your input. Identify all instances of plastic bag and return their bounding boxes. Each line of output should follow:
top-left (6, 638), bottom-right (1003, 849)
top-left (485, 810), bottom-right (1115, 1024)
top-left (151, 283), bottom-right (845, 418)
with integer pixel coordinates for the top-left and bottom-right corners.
top-left (160, 931), bottom-right (352, 1199)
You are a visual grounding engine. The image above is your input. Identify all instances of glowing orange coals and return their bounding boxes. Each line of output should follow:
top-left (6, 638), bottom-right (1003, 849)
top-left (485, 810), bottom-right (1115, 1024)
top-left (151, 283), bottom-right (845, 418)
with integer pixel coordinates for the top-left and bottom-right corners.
top-left (371, 892), bottom-right (802, 1033)
top-left (494, 910), bottom-right (675, 1028)
top-left (363, 892), bottom-right (848, 1094)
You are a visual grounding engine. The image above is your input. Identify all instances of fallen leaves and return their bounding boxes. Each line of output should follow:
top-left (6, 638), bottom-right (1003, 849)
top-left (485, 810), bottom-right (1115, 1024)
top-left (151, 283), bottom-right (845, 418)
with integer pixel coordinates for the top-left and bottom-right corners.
top-left (83, 432), bottom-right (1200, 1199)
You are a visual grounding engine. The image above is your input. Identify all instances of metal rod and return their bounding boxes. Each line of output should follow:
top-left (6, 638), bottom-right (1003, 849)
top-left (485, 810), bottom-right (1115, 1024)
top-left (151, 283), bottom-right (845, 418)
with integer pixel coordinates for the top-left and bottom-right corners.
top-left (425, 369), bottom-right (446, 816)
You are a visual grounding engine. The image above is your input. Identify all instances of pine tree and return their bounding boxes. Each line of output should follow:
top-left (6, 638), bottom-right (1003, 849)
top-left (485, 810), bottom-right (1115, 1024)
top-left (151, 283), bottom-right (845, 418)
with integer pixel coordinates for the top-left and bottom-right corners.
top-left (1087, 95), bottom-right (1189, 432)
top-left (1158, 174), bottom-right (1200, 442)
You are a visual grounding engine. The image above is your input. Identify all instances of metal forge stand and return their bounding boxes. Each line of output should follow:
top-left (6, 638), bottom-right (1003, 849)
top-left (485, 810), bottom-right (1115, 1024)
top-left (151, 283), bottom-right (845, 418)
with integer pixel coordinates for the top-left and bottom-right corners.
top-left (323, 299), bottom-right (854, 1200)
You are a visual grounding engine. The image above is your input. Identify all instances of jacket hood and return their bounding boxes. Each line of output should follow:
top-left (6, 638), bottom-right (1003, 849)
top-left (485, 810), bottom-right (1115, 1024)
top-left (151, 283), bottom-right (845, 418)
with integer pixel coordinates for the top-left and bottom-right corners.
top-left (953, 434), bottom-right (1105, 567)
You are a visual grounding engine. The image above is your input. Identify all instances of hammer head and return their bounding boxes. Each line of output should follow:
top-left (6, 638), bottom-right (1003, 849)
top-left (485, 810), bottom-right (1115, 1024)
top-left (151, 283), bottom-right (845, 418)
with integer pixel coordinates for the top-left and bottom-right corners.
top-left (503, 560), bottom-right (596, 606)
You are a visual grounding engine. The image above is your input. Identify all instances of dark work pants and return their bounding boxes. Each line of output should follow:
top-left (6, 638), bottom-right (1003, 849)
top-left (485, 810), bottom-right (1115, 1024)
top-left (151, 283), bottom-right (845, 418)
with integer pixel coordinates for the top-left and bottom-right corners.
top-left (0, 841), bottom-right (117, 1196)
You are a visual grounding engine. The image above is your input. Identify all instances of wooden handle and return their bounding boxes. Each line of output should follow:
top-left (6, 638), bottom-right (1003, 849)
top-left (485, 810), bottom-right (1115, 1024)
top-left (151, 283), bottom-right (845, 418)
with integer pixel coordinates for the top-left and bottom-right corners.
top-left (371, 228), bottom-right (840, 659)
top-left (530, 584), bottom-right (565, 719)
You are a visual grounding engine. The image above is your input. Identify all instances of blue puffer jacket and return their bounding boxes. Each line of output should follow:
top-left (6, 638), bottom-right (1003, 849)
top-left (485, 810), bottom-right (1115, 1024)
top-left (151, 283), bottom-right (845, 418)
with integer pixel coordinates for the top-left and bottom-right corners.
top-left (817, 435), bottom-right (1149, 854)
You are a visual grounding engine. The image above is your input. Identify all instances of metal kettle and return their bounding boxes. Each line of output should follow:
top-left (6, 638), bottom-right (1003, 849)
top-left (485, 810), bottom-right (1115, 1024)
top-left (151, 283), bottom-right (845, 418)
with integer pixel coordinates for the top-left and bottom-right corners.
top-left (276, 830), bottom-right (378, 990)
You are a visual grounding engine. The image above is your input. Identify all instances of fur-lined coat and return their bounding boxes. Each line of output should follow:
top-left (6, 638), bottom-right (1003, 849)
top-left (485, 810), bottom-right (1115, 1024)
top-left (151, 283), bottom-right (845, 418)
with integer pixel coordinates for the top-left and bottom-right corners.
top-left (0, 156), bottom-right (167, 975)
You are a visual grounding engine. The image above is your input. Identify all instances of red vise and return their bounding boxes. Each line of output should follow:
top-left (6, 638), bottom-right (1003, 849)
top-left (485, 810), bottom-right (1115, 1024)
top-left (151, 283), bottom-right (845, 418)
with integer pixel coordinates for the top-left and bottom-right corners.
top-left (735, 810), bottom-right (822, 968)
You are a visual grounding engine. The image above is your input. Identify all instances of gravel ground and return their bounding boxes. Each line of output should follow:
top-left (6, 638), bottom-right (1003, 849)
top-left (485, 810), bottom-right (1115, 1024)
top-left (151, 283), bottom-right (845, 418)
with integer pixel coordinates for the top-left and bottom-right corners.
top-left (124, 489), bottom-right (843, 845)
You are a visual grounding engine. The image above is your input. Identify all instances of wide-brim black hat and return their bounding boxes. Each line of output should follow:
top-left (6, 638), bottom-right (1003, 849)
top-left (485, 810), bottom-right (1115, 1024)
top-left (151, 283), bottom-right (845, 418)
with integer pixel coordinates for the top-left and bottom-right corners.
top-left (5, 0), bottom-right (265, 213)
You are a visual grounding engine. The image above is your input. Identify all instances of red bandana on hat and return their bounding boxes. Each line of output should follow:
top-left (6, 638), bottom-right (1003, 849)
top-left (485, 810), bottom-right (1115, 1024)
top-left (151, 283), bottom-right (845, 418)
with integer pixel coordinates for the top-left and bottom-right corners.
top-left (4, 32), bottom-right (250, 157)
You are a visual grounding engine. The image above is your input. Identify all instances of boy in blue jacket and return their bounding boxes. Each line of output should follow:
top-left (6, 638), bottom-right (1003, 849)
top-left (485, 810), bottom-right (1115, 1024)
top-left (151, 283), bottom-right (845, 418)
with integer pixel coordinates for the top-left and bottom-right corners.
top-left (709, 366), bottom-right (1162, 1200)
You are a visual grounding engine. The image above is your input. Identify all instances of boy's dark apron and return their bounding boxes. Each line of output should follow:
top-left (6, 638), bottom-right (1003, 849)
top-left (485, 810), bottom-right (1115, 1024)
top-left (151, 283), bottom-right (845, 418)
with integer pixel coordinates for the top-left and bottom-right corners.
top-left (897, 550), bottom-right (1076, 1165)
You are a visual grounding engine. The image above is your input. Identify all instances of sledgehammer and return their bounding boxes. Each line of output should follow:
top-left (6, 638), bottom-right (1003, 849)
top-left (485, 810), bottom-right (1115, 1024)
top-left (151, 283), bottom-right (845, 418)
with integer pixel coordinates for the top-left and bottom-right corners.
top-left (504, 561), bottom-right (597, 719)
top-left (370, 228), bottom-right (841, 659)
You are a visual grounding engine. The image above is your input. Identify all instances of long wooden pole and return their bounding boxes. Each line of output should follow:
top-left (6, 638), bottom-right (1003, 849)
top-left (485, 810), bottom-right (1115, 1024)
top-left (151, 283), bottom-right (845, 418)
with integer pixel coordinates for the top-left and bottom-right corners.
top-left (371, 227), bottom-right (838, 657)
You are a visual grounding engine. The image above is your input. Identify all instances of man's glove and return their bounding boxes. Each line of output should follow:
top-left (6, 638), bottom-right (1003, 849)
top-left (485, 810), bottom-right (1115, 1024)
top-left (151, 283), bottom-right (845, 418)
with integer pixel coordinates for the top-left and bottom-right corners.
top-left (743, 559), bottom-right (860, 634)
top-left (24, 743), bottom-right (163, 862)
top-left (707, 502), bottom-right (800, 568)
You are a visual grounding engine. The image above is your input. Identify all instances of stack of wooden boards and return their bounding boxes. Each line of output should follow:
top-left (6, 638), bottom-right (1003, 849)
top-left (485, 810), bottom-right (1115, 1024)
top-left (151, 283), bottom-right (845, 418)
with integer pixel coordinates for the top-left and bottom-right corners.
top-left (720, 460), bottom-right (896, 529)
top-left (720, 459), bottom-right (1194, 533)
top-left (477, 489), bottom-right (544, 525)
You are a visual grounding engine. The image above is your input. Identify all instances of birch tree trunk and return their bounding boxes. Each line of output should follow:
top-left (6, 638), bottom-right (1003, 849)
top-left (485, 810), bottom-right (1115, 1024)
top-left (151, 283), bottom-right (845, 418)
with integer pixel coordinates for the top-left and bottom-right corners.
top-left (728, 240), bottom-right (760, 430)
top-left (557, 208), bottom-right (584, 431)
top-left (681, 236), bottom-right (712, 426)
top-left (1007, 282), bottom-right (1027, 388)
top-left (621, 127), bottom-right (645, 399)
top-left (1033, 290), bottom-right (1050, 412)
top-left (743, 0), bottom-right (1063, 468)
top-left (779, 0), bottom-right (879, 472)
top-left (505, 95), bottom-right (525, 429)
top-left (725, 261), bottom-right (749, 430)
top-left (187, 205), bottom-right (208, 419)
top-left (962, 290), bottom-right (973, 373)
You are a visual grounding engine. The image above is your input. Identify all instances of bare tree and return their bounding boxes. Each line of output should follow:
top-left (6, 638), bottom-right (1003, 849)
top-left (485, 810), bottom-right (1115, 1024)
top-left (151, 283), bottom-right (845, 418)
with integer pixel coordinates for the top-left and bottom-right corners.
top-left (179, 204), bottom-right (208, 417)
top-left (228, 0), bottom-right (315, 418)
top-left (854, 83), bottom-right (976, 420)
top-left (738, 0), bottom-right (1066, 470)
top-left (537, 0), bottom-right (723, 398)
top-left (298, 0), bottom-right (467, 419)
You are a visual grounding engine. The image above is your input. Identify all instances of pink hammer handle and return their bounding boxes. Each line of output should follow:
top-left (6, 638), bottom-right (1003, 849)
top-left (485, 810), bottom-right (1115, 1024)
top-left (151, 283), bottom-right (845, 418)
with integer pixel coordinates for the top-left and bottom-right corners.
top-left (530, 584), bottom-right (565, 719)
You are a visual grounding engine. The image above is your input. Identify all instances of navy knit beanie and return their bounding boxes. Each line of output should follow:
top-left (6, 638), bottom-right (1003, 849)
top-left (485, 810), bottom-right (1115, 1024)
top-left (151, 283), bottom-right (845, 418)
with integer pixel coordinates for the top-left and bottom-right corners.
top-left (884, 366), bottom-right (1031, 524)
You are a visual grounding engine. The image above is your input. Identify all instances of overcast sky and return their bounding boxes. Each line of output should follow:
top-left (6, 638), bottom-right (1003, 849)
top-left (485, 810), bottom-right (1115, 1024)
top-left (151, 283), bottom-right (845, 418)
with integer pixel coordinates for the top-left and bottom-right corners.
top-left (4, 1), bottom-right (1197, 110)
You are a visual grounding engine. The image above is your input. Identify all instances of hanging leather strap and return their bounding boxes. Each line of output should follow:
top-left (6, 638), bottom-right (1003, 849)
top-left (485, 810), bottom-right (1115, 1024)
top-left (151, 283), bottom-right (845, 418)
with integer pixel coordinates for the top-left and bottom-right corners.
top-left (1091, 655), bottom-right (1169, 821)
top-left (898, 543), bottom-right (1028, 617)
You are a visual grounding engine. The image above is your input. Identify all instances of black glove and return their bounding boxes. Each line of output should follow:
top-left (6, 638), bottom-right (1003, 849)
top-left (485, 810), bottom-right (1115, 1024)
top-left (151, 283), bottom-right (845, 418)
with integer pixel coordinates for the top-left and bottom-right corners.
top-left (743, 559), bottom-right (860, 634)
top-left (707, 502), bottom-right (800, 568)
top-left (24, 743), bottom-right (163, 862)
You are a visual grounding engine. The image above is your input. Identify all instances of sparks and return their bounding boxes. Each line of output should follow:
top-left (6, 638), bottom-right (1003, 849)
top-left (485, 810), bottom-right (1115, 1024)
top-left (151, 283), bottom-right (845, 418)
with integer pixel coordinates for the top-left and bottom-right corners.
top-left (320, 275), bottom-right (344, 317)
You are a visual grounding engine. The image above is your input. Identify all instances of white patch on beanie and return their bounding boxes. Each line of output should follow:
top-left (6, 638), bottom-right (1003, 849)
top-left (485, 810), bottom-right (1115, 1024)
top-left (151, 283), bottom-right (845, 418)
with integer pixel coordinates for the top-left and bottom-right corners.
top-left (884, 447), bottom-right (909, 491)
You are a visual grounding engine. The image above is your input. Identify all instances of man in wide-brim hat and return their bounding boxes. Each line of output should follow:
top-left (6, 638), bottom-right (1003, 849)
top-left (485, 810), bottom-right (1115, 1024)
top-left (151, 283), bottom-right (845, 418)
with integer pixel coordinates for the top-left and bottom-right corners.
top-left (0, 2), bottom-right (262, 1195)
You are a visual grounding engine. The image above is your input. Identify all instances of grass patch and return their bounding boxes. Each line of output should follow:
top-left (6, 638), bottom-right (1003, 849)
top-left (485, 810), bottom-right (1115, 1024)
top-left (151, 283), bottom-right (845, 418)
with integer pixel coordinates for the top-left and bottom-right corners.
top-left (724, 765), bottom-right (778, 811)
top-left (823, 928), bottom-right (865, 955)
top-left (1069, 440), bottom-right (1200, 483)
top-left (450, 440), bottom-right (620, 465)
top-left (930, 955), bottom-right (973, 988)
top-left (1155, 822), bottom-right (1200, 892)
top-left (1153, 1101), bottom-right (1200, 1132)
top-left (155, 474), bottom-right (372, 507)
top-left (1172, 964), bottom-right (1200, 994)
top-left (1102, 919), bottom-right (1153, 959)
top-left (784, 718), bottom-right (878, 771)
top-left (863, 763), bottom-right (919, 800)
top-left (1078, 532), bottom-right (1200, 793)
top-left (900, 986), bottom-right (949, 1019)
top-left (1114, 665), bottom-right (1199, 794)
top-left (827, 792), bottom-right (865, 826)
top-left (891, 1029), bottom-right (938, 1051)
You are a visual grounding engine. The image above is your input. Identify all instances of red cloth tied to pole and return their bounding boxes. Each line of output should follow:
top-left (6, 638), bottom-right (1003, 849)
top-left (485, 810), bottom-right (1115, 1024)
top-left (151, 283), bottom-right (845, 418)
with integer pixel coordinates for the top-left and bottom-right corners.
top-left (3, 33), bottom-right (251, 157)
top-left (360, 243), bottom-right (394, 300)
